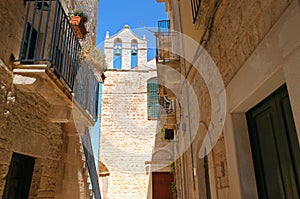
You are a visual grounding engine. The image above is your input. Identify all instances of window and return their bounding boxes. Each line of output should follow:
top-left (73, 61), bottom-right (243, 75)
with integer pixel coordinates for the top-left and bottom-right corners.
top-left (113, 38), bottom-right (122, 69)
top-left (191, 0), bottom-right (201, 24)
top-left (147, 77), bottom-right (159, 119)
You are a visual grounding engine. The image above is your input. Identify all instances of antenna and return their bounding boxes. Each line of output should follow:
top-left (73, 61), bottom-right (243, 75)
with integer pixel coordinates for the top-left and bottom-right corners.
top-left (139, 21), bottom-right (157, 34)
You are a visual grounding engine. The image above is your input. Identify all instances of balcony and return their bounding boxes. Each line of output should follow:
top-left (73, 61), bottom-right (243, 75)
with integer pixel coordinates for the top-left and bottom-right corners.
top-left (155, 20), bottom-right (180, 110)
top-left (73, 63), bottom-right (99, 123)
top-left (12, 0), bottom-right (98, 124)
top-left (155, 20), bottom-right (180, 64)
top-left (159, 96), bottom-right (176, 130)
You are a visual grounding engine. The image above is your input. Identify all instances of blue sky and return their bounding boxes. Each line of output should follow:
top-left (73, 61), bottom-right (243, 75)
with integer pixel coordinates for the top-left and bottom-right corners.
top-left (95, 0), bottom-right (167, 60)
top-left (91, 0), bottom-right (167, 170)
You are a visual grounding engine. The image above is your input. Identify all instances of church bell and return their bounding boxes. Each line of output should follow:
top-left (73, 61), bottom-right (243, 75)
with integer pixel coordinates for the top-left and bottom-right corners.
top-left (114, 45), bottom-right (121, 56)
top-left (131, 46), bottom-right (137, 56)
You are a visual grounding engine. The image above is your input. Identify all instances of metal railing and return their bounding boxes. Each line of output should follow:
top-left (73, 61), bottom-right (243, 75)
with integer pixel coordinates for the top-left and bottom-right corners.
top-left (19, 0), bottom-right (81, 90)
top-left (191, 0), bottom-right (202, 24)
top-left (74, 64), bottom-right (99, 121)
top-left (158, 20), bottom-right (170, 33)
top-left (81, 127), bottom-right (101, 199)
top-left (155, 20), bottom-right (179, 62)
top-left (19, 0), bottom-right (99, 121)
top-left (155, 32), bottom-right (179, 62)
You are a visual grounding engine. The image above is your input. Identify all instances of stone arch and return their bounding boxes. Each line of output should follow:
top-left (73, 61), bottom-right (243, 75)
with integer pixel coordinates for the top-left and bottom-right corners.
top-left (114, 38), bottom-right (122, 43)
top-left (131, 39), bottom-right (138, 44)
top-left (152, 149), bottom-right (173, 161)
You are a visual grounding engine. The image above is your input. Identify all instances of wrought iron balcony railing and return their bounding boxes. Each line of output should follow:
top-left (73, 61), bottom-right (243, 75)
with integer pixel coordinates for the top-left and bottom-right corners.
top-left (155, 32), bottom-right (180, 63)
top-left (191, 0), bottom-right (202, 24)
top-left (74, 64), bottom-right (99, 121)
top-left (15, 0), bottom-right (99, 122)
top-left (18, 0), bottom-right (81, 90)
top-left (155, 20), bottom-right (179, 63)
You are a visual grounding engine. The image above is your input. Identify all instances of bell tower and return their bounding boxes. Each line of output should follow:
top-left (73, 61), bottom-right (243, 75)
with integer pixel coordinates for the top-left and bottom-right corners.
top-left (104, 25), bottom-right (147, 69)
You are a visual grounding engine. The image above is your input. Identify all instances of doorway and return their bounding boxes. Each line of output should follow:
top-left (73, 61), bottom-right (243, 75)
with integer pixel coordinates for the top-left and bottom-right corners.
top-left (2, 153), bottom-right (35, 199)
top-left (152, 172), bottom-right (173, 199)
top-left (246, 84), bottom-right (300, 198)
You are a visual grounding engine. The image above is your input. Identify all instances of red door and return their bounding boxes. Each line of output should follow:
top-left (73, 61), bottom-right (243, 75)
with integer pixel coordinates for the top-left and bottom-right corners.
top-left (152, 172), bottom-right (173, 199)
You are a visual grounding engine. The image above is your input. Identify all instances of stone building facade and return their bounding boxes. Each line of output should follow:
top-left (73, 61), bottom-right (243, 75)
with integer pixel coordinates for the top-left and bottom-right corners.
top-left (99, 25), bottom-right (158, 199)
top-left (155, 0), bottom-right (300, 199)
top-left (0, 0), bottom-right (102, 198)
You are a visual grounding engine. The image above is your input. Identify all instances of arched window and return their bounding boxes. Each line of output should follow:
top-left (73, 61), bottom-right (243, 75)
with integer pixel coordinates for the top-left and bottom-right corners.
top-left (113, 38), bottom-right (122, 69)
top-left (131, 39), bottom-right (138, 68)
top-left (147, 77), bottom-right (159, 119)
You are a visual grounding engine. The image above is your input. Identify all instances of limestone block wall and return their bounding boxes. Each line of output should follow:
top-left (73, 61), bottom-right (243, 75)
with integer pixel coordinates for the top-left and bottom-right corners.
top-left (0, 61), bottom-right (64, 198)
top-left (0, 0), bottom-right (27, 68)
top-left (0, 0), bottom-right (99, 198)
top-left (193, 0), bottom-right (292, 197)
top-left (0, 61), bottom-right (91, 199)
top-left (99, 65), bottom-right (157, 199)
top-left (160, 0), bottom-right (295, 198)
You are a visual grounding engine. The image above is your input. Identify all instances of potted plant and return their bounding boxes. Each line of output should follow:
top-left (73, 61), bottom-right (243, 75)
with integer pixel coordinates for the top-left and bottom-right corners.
top-left (70, 10), bottom-right (88, 39)
top-left (80, 46), bottom-right (107, 83)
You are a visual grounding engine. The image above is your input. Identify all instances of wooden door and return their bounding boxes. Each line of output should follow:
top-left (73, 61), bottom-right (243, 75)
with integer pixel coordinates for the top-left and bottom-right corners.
top-left (152, 172), bottom-right (173, 199)
top-left (246, 85), bottom-right (300, 198)
top-left (2, 153), bottom-right (35, 199)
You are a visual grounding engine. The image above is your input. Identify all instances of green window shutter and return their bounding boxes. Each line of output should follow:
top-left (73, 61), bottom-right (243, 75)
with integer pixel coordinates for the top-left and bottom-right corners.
top-left (147, 78), bottom-right (159, 119)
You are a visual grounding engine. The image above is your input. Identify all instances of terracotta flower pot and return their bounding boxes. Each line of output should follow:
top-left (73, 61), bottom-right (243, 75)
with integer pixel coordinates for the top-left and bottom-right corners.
top-left (70, 16), bottom-right (81, 25)
top-left (70, 16), bottom-right (87, 39)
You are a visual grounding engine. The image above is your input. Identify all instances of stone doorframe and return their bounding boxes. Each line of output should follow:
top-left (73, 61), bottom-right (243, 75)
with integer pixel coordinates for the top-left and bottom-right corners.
top-left (223, 1), bottom-right (300, 199)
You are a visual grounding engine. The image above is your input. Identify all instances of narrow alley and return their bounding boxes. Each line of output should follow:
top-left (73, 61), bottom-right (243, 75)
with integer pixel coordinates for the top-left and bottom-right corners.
top-left (0, 0), bottom-right (299, 199)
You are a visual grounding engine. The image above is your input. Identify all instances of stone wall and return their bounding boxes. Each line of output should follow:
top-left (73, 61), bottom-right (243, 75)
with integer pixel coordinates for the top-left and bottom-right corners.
top-left (0, 0), bottom-right (99, 198)
top-left (99, 62), bottom-right (158, 199)
top-left (0, 61), bottom-right (92, 199)
top-left (192, 0), bottom-right (291, 197)
top-left (0, 0), bottom-right (27, 68)
top-left (0, 59), bottom-right (64, 197)
top-left (159, 0), bottom-right (294, 198)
